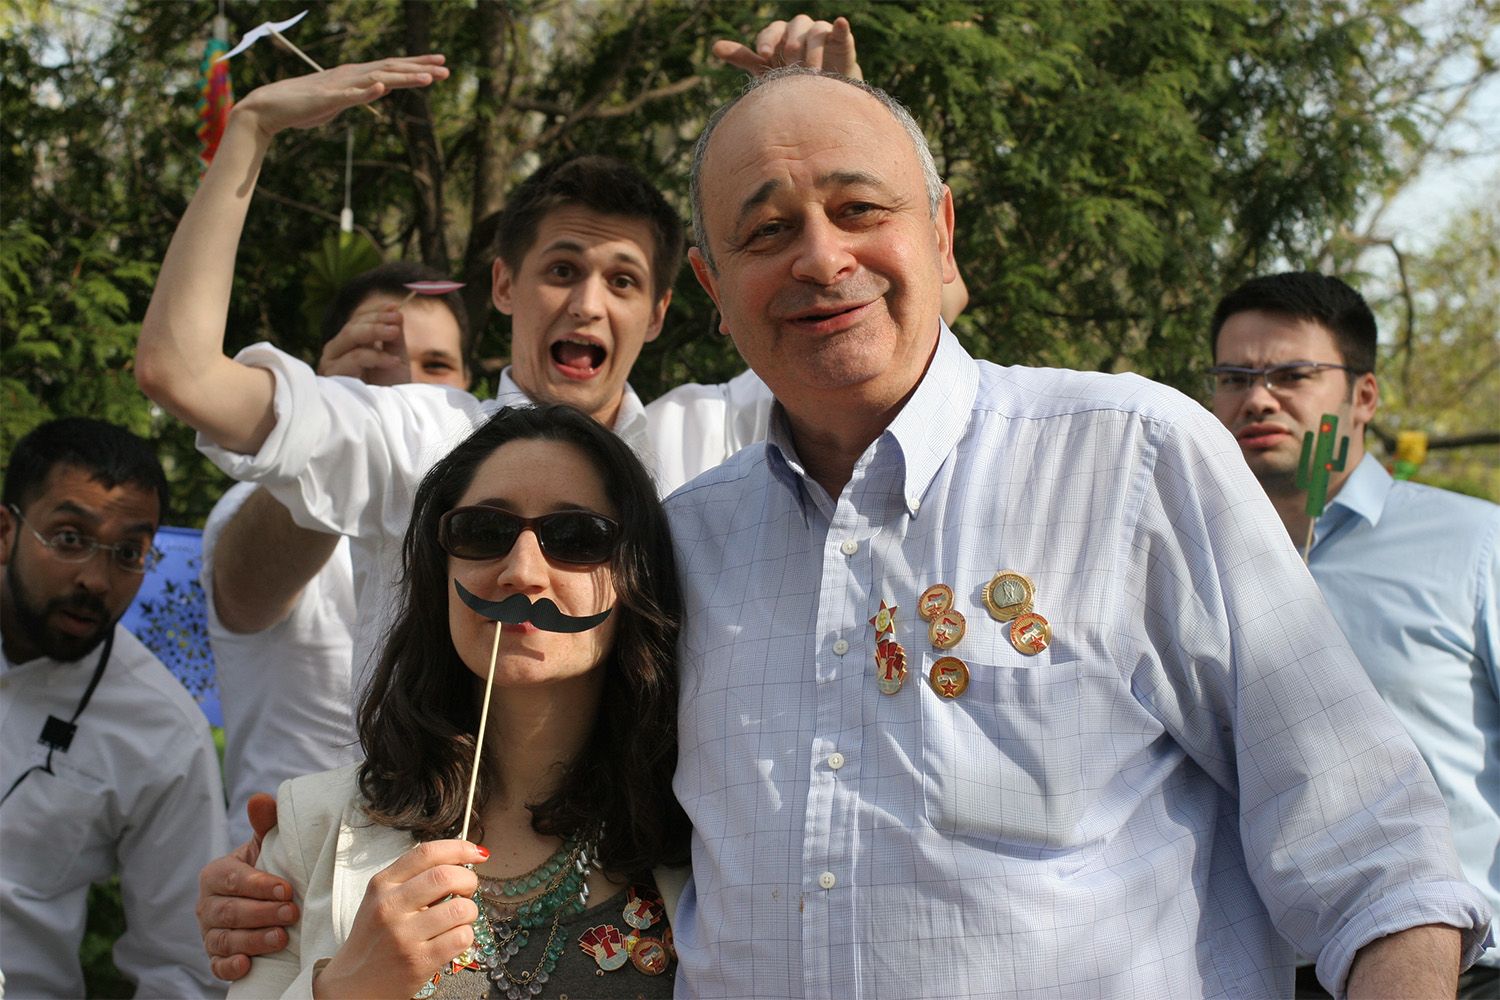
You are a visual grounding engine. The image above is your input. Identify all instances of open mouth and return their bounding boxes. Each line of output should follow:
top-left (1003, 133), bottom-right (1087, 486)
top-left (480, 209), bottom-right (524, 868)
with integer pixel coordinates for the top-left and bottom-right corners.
top-left (551, 338), bottom-right (607, 375)
top-left (55, 608), bottom-right (102, 636)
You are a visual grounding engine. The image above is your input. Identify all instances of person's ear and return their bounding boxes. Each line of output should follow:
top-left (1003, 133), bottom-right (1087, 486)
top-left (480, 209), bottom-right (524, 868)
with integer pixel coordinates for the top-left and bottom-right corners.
top-left (688, 248), bottom-right (728, 336)
top-left (645, 289), bottom-right (671, 344)
top-left (1352, 370), bottom-right (1379, 427)
top-left (491, 257), bottom-right (516, 315)
top-left (935, 185), bottom-right (957, 285)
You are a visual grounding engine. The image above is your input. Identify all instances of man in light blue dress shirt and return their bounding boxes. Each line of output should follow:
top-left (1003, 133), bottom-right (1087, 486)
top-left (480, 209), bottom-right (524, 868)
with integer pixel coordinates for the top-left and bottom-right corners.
top-left (1211, 271), bottom-right (1500, 998)
top-left (665, 67), bottom-right (1490, 999)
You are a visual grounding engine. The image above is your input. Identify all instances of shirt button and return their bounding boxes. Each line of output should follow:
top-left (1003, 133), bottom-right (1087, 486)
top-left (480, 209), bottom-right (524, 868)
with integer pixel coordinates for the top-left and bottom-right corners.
top-left (832, 639), bottom-right (849, 655)
top-left (827, 752), bottom-right (845, 770)
top-left (818, 871), bottom-right (836, 889)
top-left (839, 539), bottom-right (858, 556)
top-left (907, 497), bottom-right (921, 513)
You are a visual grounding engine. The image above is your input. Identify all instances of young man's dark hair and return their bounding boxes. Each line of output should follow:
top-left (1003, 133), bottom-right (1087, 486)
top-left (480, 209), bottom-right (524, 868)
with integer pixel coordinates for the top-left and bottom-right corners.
top-left (4, 417), bottom-right (169, 521)
top-left (1210, 272), bottom-right (1378, 376)
top-left (319, 260), bottom-right (473, 357)
top-left (495, 156), bottom-right (686, 301)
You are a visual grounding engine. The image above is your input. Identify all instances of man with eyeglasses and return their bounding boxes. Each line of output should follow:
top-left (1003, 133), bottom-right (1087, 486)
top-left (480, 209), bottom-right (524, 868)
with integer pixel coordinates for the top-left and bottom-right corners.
top-left (1209, 271), bottom-right (1500, 997)
top-left (0, 417), bottom-right (227, 999)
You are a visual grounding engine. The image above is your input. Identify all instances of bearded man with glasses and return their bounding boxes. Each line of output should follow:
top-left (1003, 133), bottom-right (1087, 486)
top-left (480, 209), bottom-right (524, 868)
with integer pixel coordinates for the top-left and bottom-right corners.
top-left (1209, 271), bottom-right (1500, 998)
top-left (0, 417), bottom-right (227, 998)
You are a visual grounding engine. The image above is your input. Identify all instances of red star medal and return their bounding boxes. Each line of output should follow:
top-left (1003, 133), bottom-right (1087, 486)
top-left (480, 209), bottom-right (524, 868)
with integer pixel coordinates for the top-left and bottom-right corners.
top-left (929, 656), bottom-right (970, 699)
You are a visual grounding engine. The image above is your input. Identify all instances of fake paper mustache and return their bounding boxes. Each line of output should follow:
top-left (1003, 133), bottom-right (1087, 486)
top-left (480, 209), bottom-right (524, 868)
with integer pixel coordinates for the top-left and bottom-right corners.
top-left (454, 581), bottom-right (613, 633)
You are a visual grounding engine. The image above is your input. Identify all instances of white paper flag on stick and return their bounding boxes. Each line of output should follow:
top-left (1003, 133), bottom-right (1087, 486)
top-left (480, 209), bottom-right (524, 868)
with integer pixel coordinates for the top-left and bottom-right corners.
top-left (216, 11), bottom-right (310, 62)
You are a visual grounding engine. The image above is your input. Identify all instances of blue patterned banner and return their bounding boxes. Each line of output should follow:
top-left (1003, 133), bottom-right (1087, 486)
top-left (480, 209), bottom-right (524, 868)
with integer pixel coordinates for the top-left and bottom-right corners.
top-left (120, 526), bottom-right (221, 726)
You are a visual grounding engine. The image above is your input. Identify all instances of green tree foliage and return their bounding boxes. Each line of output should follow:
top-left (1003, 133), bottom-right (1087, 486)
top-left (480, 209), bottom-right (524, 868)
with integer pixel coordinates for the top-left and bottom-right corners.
top-left (1366, 189), bottom-right (1500, 499)
top-left (4, 0), bottom-right (1495, 522)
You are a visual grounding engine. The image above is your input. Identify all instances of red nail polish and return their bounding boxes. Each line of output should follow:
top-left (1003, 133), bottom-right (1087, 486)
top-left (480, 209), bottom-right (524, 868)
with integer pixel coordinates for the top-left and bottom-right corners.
top-left (476, 845), bottom-right (490, 859)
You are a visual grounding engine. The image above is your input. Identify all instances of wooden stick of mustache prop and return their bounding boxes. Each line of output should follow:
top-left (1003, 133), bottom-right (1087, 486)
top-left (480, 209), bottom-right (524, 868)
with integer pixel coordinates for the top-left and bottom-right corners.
top-left (454, 582), bottom-right (613, 843)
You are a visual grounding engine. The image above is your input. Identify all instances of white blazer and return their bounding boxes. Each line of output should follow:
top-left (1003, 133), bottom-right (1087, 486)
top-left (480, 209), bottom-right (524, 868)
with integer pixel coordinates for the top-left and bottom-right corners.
top-left (226, 764), bottom-right (687, 1000)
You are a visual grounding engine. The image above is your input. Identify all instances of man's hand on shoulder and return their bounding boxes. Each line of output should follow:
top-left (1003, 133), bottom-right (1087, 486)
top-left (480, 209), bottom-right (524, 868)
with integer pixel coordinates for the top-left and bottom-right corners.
top-left (712, 15), bottom-right (863, 81)
top-left (197, 793), bottom-right (297, 981)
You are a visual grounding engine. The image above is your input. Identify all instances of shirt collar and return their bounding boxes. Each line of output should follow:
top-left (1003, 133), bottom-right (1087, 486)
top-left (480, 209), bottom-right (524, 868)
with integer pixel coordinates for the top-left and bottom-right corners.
top-left (883, 322), bottom-right (978, 512)
top-left (495, 366), bottom-right (648, 442)
top-left (1326, 452), bottom-right (1392, 528)
top-left (764, 321), bottom-right (977, 516)
top-left (494, 367), bottom-right (535, 407)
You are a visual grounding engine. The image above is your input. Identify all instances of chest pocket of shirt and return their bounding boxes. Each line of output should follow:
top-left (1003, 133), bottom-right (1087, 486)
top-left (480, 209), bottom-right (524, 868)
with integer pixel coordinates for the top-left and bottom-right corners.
top-left (1, 760), bottom-right (108, 894)
top-left (921, 656), bottom-right (1138, 853)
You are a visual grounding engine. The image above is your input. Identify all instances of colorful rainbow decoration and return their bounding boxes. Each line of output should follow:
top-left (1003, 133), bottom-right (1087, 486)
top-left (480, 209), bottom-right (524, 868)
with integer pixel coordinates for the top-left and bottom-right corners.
top-left (196, 19), bottom-right (234, 169)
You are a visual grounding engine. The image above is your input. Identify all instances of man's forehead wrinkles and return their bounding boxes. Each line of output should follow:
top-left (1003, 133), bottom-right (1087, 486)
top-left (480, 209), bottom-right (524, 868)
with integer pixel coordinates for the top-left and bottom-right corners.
top-left (539, 234), bottom-right (647, 267)
top-left (819, 170), bottom-right (886, 190)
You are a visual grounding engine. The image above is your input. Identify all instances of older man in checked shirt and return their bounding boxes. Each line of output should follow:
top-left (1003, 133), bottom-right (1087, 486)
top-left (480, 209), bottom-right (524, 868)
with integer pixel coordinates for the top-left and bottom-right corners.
top-left (661, 67), bottom-right (1490, 998)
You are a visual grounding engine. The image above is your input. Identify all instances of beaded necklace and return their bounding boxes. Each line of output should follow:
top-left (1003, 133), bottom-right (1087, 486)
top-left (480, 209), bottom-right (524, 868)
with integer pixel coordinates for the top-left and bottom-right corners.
top-left (416, 830), bottom-right (599, 1000)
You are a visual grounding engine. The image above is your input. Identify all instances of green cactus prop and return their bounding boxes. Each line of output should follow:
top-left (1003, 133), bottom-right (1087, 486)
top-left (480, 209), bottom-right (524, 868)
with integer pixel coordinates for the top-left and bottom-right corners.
top-left (1295, 413), bottom-right (1349, 518)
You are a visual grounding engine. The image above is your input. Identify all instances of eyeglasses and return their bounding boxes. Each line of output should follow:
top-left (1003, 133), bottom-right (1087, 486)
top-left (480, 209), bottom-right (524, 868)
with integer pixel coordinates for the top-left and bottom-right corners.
top-left (7, 505), bottom-right (161, 574)
top-left (1208, 362), bottom-right (1362, 396)
top-left (438, 506), bottom-right (619, 565)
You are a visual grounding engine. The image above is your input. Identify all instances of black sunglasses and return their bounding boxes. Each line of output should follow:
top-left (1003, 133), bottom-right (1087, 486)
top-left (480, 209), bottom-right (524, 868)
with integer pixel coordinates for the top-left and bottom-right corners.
top-left (438, 505), bottom-right (619, 565)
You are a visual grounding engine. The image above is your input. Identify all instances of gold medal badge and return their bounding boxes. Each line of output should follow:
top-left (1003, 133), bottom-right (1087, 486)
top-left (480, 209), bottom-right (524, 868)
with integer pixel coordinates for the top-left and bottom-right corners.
top-left (982, 570), bottom-right (1035, 622)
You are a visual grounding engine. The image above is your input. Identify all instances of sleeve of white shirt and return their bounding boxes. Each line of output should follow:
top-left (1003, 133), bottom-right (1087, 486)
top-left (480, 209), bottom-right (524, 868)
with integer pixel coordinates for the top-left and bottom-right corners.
top-left (1121, 403), bottom-right (1491, 994)
top-left (644, 368), bottom-right (775, 490)
top-left (112, 721), bottom-right (229, 999)
top-left (196, 343), bottom-right (488, 546)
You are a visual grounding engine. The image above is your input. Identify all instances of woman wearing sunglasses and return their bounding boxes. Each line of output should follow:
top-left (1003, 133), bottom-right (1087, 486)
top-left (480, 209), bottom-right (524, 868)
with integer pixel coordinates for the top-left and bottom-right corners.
top-left (228, 404), bottom-right (688, 1000)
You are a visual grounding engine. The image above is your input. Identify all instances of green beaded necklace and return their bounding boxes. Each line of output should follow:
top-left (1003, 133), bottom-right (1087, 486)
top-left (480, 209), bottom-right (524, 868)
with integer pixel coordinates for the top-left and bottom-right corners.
top-left (426, 829), bottom-right (599, 1000)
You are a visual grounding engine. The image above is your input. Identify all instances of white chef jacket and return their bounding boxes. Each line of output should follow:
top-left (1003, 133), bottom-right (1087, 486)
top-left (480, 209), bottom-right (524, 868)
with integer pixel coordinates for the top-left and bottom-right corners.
top-left (1, 625), bottom-right (227, 998)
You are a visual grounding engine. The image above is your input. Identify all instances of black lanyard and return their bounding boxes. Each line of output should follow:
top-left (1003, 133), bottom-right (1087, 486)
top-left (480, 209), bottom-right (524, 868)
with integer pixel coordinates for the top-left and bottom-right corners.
top-left (0, 629), bottom-right (115, 806)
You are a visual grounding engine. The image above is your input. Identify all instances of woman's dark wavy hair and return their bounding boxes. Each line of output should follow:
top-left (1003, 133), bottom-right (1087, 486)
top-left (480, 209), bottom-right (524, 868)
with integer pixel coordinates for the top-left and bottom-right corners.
top-left (356, 403), bottom-right (689, 874)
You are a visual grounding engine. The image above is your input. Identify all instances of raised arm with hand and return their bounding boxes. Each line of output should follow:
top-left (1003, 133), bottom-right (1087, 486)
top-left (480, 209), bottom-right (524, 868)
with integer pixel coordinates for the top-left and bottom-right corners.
top-left (712, 14), bottom-right (862, 80)
top-left (136, 56), bottom-right (449, 455)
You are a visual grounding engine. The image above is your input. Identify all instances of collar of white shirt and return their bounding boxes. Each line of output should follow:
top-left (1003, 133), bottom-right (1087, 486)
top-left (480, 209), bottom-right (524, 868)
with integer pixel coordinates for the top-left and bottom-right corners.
top-left (762, 321), bottom-right (976, 517)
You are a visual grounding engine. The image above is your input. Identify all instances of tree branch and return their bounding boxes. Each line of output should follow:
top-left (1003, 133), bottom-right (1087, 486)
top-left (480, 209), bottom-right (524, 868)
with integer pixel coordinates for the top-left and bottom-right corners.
top-left (1368, 421), bottom-right (1500, 453)
top-left (511, 76), bottom-right (703, 121)
top-left (395, 0), bottom-right (449, 269)
top-left (1342, 229), bottom-right (1416, 393)
top-left (252, 188), bottom-right (384, 252)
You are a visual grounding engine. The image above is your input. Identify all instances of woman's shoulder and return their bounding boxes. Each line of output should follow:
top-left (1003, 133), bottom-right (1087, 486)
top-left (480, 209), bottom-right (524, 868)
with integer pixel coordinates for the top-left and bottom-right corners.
top-left (275, 762), bottom-right (367, 831)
